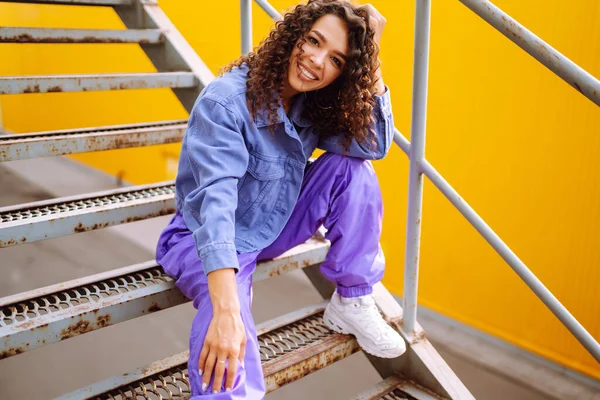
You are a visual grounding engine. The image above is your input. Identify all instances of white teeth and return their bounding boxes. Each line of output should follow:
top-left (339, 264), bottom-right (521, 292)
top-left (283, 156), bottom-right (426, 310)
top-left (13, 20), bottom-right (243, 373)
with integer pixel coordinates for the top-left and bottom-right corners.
top-left (298, 63), bottom-right (317, 80)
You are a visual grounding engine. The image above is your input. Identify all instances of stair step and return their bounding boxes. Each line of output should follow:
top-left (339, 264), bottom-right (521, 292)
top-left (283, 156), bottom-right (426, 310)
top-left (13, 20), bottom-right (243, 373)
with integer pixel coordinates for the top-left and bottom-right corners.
top-left (56, 302), bottom-right (358, 399)
top-left (0, 120), bottom-right (187, 161)
top-left (0, 72), bottom-right (197, 95)
top-left (0, 27), bottom-right (164, 44)
top-left (0, 181), bottom-right (175, 248)
top-left (352, 376), bottom-right (446, 400)
top-left (0, 239), bottom-right (329, 359)
top-left (0, 0), bottom-right (131, 5)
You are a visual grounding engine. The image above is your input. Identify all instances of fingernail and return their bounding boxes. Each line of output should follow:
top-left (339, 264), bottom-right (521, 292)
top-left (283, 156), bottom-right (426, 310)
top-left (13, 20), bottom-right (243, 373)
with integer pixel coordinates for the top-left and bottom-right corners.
top-left (202, 383), bottom-right (207, 392)
top-left (226, 387), bottom-right (232, 392)
top-left (241, 360), bottom-right (245, 368)
top-left (198, 368), bottom-right (203, 376)
top-left (213, 390), bottom-right (219, 394)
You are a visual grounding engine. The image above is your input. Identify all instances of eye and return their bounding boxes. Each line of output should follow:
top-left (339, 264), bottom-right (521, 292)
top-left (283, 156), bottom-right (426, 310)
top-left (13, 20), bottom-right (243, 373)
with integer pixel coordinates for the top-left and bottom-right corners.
top-left (307, 36), bottom-right (318, 45)
top-left (331, 57), bottom-right (342, 67)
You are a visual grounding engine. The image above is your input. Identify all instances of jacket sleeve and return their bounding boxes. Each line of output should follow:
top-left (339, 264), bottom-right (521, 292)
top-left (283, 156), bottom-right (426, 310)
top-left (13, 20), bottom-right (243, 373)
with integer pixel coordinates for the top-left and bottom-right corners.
top-left (183, 96), bottom-right (249, 275)
top-left (317, 87), bottom-right (394, 160)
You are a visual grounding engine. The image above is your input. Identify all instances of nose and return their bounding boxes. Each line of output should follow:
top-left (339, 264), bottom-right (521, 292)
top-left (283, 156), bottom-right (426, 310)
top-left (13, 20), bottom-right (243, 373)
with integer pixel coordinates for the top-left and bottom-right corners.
top-left (309, 50), bottom-right (327, 69)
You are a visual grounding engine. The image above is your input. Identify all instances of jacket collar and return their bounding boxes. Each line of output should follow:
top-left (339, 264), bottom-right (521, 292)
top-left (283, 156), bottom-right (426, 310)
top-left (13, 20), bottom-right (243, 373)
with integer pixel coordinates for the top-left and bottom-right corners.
top-left (253, 93), bottom-right (312, 129)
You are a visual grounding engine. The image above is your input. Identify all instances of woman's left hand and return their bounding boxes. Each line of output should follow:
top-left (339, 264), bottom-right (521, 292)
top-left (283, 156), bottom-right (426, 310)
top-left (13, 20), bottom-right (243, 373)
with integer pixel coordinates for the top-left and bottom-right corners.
top-left (361, 4), bottom-right (386, 45)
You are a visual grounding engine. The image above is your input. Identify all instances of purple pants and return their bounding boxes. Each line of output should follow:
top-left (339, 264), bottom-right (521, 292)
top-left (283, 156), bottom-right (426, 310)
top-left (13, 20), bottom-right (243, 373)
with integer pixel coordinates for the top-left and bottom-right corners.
top-left (156, 153), bottom-right (385, 399)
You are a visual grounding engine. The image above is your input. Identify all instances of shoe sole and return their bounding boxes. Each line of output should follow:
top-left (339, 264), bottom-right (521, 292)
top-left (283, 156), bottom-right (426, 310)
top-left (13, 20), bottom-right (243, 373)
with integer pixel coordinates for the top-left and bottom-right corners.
top-left (323, 306), bottom-right (406, 359)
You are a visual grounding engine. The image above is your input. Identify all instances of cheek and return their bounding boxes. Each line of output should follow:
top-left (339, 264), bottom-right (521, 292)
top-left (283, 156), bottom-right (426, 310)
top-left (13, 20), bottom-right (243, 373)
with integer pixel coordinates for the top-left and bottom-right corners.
top-left (323, 68), bottom-right (342, 86)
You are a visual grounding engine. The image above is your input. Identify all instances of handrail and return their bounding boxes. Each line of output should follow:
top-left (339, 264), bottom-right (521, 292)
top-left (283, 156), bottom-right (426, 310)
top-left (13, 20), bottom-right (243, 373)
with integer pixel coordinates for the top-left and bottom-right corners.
top-left (255, 0), bottom-right (282, 20)
top-left (247, 0), bottom-right (600, 362)
top-left (402, 0), bottom-right (431, 334)
top-left (459, 0), bottom-right (600, 107)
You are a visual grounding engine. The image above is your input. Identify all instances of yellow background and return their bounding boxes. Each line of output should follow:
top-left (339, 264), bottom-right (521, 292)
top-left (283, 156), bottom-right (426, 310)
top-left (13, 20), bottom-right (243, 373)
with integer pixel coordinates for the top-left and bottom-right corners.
top-left (1, 0), bottom-right (599, 379)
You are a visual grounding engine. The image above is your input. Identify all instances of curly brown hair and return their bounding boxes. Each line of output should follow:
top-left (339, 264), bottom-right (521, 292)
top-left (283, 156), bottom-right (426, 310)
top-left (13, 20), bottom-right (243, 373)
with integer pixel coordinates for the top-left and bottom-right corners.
top-left (222, 0), bottom-right (380, 151)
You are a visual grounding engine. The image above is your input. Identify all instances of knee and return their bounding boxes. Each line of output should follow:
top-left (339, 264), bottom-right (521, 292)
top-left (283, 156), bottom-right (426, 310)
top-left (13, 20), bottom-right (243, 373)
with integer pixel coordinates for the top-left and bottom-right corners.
top-left (318, 152), bottom-right (380, 193)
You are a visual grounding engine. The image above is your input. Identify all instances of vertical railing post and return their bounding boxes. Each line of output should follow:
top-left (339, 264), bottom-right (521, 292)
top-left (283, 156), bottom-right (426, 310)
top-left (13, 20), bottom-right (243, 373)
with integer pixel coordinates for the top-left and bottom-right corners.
top-left (241, 0), bottom-right (252, 55)
top-left (403, 0), bottom-right (433, 334)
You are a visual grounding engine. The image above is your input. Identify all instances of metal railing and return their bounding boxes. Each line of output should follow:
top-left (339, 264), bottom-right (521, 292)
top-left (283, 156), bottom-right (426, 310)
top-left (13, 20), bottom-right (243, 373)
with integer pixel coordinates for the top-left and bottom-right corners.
top-left (242, 0), bottom-right (600, 362)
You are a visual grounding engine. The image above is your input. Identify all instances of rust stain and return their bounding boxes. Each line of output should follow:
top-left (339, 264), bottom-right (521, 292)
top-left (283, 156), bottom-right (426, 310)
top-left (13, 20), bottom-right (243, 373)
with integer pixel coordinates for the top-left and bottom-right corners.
top-left (97, 314), bottom-right (111, 328)
top-left (122, 207), bottom-right (176, 224)
top-left (147, 303), bottom-right (162, 313)
top-left (573, 82), bottom-right (582, 93)
top-left (60, 319), bottom-right (92, 340)
top-left (47, 86), bottom-right (63, 93)
top-left (269, 261), bottom-right (299, 277)
top-left (5, 34), bottom-right (146, 44)
top-left (73, 221), bottom-right (110, 233)
top-left (23, 84), bottom-right (40, 94)
top-left (0, 347), bottom-right (25, 360)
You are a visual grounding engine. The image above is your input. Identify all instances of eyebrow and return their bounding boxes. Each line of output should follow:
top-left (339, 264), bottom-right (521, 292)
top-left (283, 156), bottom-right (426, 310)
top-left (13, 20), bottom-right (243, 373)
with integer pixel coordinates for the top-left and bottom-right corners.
top-left (311, 30), bottom-right (348, 61)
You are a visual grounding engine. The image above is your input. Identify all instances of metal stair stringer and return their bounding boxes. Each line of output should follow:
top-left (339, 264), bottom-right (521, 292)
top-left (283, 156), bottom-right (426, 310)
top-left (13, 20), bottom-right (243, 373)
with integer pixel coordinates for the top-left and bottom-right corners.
top-left (304, 265), bottom-right (474, 400)
top-left (110, 0), bottom-right (215, 113)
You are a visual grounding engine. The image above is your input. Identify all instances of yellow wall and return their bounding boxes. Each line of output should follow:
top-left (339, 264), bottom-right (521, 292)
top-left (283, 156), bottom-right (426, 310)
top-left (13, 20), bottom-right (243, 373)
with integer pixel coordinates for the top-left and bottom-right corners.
top-left (1, 0), bottom-right (599, 379)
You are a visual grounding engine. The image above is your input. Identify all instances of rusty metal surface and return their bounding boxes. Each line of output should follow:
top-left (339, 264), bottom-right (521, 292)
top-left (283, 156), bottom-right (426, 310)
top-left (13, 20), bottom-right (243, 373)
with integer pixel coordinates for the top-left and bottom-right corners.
top-left (0, 182), bottom-right (176, 248)
top-left (0, 120), bottom-right (187, 162)
top-left (0, 72), bottom-right (197, 95)
top-left (0, 266), bottom-right (185, 360)
top-left (0, 0), bottom-right (131, 5)
top-left (57, 311), bottom-right (357, 399)
top-left (0, 27), bottom-right (163, 44)
top-left (0, 241), bottom-right (329, 359)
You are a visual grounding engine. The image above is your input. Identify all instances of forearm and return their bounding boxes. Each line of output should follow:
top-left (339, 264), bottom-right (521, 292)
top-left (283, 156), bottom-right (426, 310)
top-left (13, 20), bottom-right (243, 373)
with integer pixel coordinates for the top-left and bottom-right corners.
top-left (207, 268), bottom-right (240, 313)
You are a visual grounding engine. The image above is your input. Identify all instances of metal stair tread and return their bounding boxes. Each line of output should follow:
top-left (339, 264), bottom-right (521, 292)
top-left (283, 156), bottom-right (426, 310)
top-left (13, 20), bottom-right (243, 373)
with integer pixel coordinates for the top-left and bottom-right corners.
top-left (0, 120), bottom-right (188, 161)
top-left (0, 181), bottom-right (176, 247)
top-left (0, 27), bottom-right (164, 44)
top-left (0, 72), bottom-right (198, 95)
top-left (55, 302), bottom-right (359, 399)
top-left (0, 238), bottom-right (329, 359)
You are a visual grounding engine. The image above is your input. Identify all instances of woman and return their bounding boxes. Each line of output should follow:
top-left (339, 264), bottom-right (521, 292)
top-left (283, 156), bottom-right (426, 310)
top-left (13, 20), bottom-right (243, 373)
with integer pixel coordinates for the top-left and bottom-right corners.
top-left (156, 1), bottom-right (405, 398)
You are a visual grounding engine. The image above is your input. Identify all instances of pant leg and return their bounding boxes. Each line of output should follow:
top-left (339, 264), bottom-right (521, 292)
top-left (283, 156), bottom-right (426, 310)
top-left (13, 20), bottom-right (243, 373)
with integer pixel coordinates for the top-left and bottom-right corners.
top-left (258, 152), bottom-right (385, 298)
top-left (156, 214), bottom-right (265, 399)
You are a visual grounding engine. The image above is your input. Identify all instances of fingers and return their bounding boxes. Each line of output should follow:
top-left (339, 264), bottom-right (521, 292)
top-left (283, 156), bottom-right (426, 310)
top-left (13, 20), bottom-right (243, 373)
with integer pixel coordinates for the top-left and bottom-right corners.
top-left (198, 344), bottom-right (209, 376)
top-left (202, 346), bottom-right (241, 393)
top-left (225, 355), bottom-right (238, 392)
top-left (202, 351), bottom-right (217, 392)
top-left (239, 336), bottom-right (247, 367)
top-left (211, 354), bottom-right (228, 394)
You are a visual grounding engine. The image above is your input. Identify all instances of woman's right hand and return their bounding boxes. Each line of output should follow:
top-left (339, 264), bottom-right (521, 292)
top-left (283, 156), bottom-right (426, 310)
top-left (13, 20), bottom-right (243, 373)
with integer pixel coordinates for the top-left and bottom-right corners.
top-left (199, 268), bottom-right (247, 393)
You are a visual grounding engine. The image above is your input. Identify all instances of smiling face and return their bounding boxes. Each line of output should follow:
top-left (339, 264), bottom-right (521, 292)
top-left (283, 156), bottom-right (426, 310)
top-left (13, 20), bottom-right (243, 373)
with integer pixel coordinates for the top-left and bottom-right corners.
top-left (286, 14), bottom-right (349, 96)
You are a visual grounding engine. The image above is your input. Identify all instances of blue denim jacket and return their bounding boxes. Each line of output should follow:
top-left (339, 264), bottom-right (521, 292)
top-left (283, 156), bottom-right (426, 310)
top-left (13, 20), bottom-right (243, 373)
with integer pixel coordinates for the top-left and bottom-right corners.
top-left (175, 65), bottom-right (394, 275)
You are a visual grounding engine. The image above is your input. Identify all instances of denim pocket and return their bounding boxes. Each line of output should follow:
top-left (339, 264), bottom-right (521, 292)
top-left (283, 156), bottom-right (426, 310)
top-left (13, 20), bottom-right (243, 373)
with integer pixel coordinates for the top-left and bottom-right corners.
top-left (236, 153), bottom-right (285, 226)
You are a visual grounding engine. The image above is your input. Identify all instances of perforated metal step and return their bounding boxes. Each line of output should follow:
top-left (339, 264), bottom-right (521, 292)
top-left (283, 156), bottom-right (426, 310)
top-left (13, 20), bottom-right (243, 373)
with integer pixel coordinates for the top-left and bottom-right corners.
top-left (0, 238), bottom-right (329, 359)
top-left (0, 72), bottom-right (197, 95)
top-left (57, 303), bottom-right (359, 399)
top-left (0, 120), bottom-right (187, 161)
top-left (0, 181), bottom-right (175, 247)
top-left (0, 27), bottom-right (164, 43)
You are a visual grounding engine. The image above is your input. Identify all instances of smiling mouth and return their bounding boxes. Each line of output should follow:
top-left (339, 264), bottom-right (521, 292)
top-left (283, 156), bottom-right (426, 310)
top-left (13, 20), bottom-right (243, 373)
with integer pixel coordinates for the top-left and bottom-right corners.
top-left (298, 62), bottom-right (318, 81)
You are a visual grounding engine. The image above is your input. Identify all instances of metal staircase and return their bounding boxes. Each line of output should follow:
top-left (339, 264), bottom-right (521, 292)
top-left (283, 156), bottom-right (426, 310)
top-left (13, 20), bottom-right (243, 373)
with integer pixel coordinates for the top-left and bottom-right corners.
top-left (2, 0), bottom-right (599, 399)
top-left (0, 0), bottom-right (471, 398)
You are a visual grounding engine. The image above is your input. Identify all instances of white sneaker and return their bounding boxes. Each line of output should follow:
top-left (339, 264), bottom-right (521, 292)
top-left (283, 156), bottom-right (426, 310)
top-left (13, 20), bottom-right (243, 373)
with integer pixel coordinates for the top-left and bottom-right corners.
top-left (323, 291), bottom-right (406, 358)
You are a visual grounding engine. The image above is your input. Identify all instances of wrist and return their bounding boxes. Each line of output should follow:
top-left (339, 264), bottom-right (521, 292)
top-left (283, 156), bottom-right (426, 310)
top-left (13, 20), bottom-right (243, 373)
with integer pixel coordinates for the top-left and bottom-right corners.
top-left (207, 268), bottom-right (241, 313)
